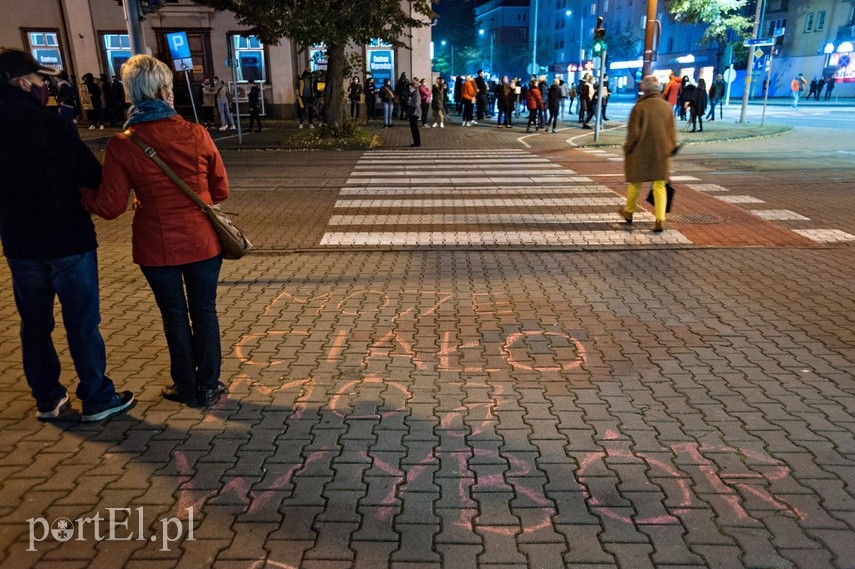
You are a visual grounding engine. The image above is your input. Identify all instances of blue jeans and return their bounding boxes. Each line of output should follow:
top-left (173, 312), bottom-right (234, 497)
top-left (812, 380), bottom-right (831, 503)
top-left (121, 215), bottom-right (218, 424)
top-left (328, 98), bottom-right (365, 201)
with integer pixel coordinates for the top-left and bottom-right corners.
top-left (7, 250), bottom-right (116, 409)
top-left (140, 255), bottom-right (222, 399)
top-left (382, 101), bottom-right (393, 126)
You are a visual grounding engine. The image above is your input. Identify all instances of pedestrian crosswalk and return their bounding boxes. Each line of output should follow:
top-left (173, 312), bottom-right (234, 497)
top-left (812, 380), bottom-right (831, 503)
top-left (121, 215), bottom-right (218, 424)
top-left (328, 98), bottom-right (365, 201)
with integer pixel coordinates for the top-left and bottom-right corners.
top-left (320, 149), bottom-right (692, 247)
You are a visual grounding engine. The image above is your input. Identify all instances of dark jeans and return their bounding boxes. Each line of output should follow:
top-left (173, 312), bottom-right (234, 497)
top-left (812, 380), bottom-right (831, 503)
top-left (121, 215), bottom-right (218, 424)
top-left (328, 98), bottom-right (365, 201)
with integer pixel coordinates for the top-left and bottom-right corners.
top-left (350, 99), bottom-right (360, 118)
top-left (8, 250), bottom-right (116, 409)
top-left (462, 101), bottom-right (474, 122)
top-left (248, 106), bottom-right (262, 131)
top-left (409, 115), bottom-right (421, 146)
top-left (366, 97), bottom-right (376, 120)
top-left (140, 255), bottom-right (223, 399)
top-left (299, 97), bottom-right (315, 125)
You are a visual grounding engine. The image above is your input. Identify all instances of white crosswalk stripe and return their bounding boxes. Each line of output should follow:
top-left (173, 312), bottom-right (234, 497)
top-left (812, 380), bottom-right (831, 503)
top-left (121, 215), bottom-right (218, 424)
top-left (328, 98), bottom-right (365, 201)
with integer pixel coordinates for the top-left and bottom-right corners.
top-left (321, 150), bottom-right (692, 247)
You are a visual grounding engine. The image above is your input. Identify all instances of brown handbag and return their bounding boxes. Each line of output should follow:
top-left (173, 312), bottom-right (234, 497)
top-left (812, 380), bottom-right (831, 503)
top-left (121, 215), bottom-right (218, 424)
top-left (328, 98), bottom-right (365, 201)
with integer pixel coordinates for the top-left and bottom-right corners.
top-left (124, 128), bottom-right (252, 260)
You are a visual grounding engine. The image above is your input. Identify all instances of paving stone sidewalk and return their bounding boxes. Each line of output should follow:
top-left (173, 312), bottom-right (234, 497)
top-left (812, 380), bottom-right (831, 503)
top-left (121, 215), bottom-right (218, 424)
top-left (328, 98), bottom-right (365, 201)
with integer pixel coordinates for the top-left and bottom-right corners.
top-left (1, 126), bottom-right (854, 569)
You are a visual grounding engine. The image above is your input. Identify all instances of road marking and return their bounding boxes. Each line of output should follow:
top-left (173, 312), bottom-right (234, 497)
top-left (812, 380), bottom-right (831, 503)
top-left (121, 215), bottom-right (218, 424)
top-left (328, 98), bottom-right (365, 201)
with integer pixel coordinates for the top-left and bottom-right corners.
top-left (716, 195), bottom-right (766, 204)
top-left (687, 184), bottom-right (730, 192)
top-left (335, 197), bottom-right (627, 208)
top-left (329, 212), bottom-right (656, 225)
top-left (340, 185), bottom-right (611, 195)
top-left (793, 229), bottom-right (855, 243)
top-left (320, 230), bottom-right (691, 246)
top-left (750, 210), bottom-right (810, 221)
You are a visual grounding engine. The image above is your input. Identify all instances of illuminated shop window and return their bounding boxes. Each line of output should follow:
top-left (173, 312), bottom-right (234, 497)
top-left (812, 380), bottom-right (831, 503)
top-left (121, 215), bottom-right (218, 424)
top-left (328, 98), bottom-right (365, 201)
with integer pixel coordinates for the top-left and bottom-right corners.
top-left (26, 31), bottom-right (63, 70)
top-left (103, 34), bottom-right (131, 77)
top-left (232, 34), bottom-right (265, 82)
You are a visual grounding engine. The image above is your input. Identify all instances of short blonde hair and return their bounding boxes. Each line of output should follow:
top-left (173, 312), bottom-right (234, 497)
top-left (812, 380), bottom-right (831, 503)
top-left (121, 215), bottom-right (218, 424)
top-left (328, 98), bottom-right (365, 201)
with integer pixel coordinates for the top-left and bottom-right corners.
top-left (121, 54), bottom-right (173, 105)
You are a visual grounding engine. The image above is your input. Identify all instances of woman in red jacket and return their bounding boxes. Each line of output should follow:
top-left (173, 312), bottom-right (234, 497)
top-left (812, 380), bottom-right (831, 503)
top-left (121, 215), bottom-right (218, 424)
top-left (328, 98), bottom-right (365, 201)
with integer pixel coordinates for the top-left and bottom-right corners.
top-left (82, 54), bottom-right (229, 408)
top-left (525, 79), bottom-right (543, 133)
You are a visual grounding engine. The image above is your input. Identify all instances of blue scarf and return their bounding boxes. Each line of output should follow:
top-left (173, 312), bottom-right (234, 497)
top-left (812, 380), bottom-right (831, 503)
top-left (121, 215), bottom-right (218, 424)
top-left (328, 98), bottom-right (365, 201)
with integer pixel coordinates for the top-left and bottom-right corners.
top-left (124, 99), bottom-right (177, 127)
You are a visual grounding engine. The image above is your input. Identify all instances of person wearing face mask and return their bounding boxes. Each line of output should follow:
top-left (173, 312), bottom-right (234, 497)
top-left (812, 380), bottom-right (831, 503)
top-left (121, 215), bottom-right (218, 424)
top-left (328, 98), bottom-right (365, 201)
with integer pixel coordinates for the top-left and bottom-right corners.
top-left (81, 54), bottom-right (229, 409)
top-left (0, 48), bottom-right (135, 422)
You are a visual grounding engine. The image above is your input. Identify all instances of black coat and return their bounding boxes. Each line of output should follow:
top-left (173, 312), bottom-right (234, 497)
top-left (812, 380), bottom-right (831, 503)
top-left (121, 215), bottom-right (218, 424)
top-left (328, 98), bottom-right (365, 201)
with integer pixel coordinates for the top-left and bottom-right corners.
top-left (0, 84), bottom-right (101, 259)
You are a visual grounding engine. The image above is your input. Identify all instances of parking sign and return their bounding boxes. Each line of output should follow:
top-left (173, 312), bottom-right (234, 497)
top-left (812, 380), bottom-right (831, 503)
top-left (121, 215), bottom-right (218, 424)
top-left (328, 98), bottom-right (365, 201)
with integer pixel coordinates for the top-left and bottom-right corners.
top-left (165, 31), bottom-right (193, 71)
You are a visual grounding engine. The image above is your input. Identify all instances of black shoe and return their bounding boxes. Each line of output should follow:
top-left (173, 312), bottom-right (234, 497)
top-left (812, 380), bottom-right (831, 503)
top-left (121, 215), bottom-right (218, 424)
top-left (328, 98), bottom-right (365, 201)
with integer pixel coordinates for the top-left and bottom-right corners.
top-left (162, 385), bottom-right (199, 406)
top-left (197, 382), bottom-right (228, 406)
top-left (582, 124), bottom-right (592, 129)
top-left (81, 391), bottom-right (134, 422)
top-left (409, 143), bottom-right (421, 147)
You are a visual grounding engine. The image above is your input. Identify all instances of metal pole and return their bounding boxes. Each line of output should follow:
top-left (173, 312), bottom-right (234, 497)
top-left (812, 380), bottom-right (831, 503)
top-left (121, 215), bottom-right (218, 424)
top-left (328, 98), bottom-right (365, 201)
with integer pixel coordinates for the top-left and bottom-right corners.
top-left (227, 39), bottom-right (242, 144)
top-left (740, 0), bottom-right (765, 123)
top-left (184, 70), bottom-right (199, 124)
top-left (122, 0), bottom-right (148, 55)
top-left (451, 45), bottom-right (455, 78)
top-left (760, 44), bottom-right (774, 126)
top-left (490, 33), bottom-right (494, 73)
top-left (642, 0), bottom-right (658, 77)
top-left (531, 0), bottom-right (539, 74)
top-left (594, 48), bottom-right (605, 142)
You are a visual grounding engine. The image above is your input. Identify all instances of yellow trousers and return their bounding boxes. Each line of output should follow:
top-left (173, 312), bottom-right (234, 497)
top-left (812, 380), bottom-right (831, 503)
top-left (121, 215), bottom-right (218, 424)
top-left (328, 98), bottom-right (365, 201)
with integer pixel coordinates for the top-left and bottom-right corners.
top-left (625, 180), bottom-right (666, 221)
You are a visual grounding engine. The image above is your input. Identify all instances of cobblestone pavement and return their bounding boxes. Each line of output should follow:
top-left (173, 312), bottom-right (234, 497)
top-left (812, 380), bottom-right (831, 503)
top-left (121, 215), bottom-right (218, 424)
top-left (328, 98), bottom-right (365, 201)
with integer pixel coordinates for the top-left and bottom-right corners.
top-left (1, 121), bottom-right (854, 569)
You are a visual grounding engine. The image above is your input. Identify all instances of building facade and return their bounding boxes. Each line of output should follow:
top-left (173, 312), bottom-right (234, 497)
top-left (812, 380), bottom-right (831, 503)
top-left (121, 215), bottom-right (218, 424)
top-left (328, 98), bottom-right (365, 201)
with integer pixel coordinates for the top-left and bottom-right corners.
top-left (1, 0), bottom-right (433, 118)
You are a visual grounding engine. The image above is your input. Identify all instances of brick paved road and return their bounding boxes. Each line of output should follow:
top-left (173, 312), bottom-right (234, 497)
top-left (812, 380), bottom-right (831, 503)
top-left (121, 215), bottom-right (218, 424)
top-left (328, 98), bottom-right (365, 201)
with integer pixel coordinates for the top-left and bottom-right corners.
top-left (1, 123), bottom-right (854, 569)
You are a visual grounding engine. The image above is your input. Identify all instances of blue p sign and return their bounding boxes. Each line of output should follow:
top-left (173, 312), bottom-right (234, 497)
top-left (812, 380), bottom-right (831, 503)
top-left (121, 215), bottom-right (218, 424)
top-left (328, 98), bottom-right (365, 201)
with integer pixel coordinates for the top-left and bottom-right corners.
top-left (166, 32), bottom-right (191, 61)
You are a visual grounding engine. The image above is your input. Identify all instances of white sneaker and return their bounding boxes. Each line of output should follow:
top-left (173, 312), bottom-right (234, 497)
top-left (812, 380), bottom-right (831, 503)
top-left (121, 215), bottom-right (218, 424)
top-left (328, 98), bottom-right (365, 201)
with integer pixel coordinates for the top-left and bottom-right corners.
top-left (299, 124), bottom-right (304, 129)
top-left (440, 123), bottom-right (444, 128)
top-left (219, 125), bottom-right (228, 131)
top-left (471, 121), bottom-right (478, 126)
top-left (89, 125), bottom-right (96, 130)
top-left (309, 124), bottom-right (315, 129)
top-left (432, 123), bottom-right (437, 128)
top-left (229, 125), bottom-right (236, 130)
top-left (99, 125), bottom-right (104, 130)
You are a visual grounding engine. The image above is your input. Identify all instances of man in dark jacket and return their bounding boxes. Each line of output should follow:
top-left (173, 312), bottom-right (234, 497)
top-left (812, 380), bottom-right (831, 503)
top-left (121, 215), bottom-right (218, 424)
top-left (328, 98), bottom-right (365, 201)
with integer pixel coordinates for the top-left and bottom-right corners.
top-left (0, 49), bottom-right (133, 422)
top-left (475, 69), bottom-right (488, 121)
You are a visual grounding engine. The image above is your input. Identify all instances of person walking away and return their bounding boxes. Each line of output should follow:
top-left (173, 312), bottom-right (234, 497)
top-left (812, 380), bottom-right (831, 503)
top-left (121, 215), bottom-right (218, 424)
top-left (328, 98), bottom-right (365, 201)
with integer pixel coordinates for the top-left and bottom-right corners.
top-left (214, 76), bottom-right (235, 129)
top-left (687, 78), bottom-right (708, 132)
top-left (297, 67), bottom-right (315, 129)
top-left (81, 54), bottom-right (229, 408)
top-left (348, 76), bottom-right (363, 119)
top-left (55, 70), bottom-right (77, 133)
top-left (824, 76), bottom-right (836, 100)
top-left (547, 78), bottom-right (561, 133)
top-left (661, 71), bottom-right (681, 116)
top-left (431, 77), bottom-right (446, 128)
top-left (525, 79), bottom-right (543, 132)
top-left (82, 73), bottom-right (104, 129)
top-left (577, 77), bottom-right (587, 123)
top-left (0, 48), bottom-right (134, 421)
top-left (406, 79), bottom-right (421, 147)
top-left (380, 78), bottom-right (395, 128)
top-left (790, 73), bottom-right (806, 109)
top-left (246, 79), bottom-right (262, 132)
top-left (495, 76), bottom-right (513, 128)
top-left (461, 75), bottom-right (477, 126)
top-left (395, 72), bottom-right (410, 119)
top-left (364, 77), bottom-right (377, 122)
top-left (418, 78), bottom-right (431, 127)
top-left (454, 75), bottom-right (464, 115)
top-left (618, 75), bottom-right (677, 233)
top-left (101, 73), bottom-right (115, 127)
top-left (706, 73), bottom-right (725, 120)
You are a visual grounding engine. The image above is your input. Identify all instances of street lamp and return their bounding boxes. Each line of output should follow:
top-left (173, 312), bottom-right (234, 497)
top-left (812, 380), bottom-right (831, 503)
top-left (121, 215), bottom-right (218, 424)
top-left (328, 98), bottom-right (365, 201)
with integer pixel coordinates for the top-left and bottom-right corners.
top-left (441, 40), bottom-right (455, 77)
top-left (479, 28), bottom-right (494, 73)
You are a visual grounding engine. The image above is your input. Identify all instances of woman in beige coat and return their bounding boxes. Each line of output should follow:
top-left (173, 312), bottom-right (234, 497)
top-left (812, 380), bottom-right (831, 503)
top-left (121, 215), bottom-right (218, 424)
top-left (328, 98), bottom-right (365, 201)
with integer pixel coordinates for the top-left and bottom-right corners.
top-left (619, 75), bottom-right (678, 232)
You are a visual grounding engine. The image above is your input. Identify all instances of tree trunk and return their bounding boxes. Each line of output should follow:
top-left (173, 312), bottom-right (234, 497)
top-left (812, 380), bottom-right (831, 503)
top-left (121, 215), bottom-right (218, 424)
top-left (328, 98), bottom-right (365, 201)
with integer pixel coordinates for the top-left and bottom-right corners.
top-left (323, 42), bottom-right (347, 128)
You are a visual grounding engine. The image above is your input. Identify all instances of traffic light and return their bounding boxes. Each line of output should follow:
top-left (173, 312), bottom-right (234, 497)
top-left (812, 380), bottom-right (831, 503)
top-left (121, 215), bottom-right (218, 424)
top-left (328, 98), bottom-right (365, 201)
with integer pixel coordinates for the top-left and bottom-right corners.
top-left (593, 16), bottom-right (607, 55)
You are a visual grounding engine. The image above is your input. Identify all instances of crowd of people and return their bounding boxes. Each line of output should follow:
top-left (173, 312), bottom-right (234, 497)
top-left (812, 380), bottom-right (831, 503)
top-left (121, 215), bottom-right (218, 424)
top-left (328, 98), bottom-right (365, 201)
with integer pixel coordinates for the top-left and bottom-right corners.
top-left (348, 69), bottom-right (615, 136)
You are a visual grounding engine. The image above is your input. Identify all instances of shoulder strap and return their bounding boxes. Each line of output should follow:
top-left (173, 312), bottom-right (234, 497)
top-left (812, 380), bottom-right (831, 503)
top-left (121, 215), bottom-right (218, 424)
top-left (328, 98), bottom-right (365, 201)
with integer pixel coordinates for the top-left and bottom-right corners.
top-left (123, 128), bottom-right (210, 212)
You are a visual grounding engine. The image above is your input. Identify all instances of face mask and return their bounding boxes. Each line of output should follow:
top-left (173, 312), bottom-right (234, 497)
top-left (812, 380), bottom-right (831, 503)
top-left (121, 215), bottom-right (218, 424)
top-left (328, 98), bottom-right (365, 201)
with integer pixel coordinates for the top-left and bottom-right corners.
top-left (29, 83), bottom-right (50, 106)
